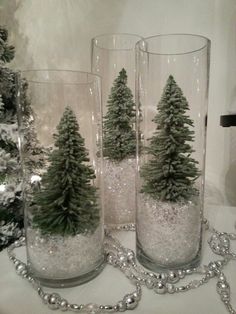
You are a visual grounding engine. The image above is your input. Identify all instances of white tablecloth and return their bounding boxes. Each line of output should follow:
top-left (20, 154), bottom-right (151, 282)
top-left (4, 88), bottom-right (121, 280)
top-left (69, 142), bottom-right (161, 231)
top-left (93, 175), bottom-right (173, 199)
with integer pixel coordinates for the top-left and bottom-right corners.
top-left (0, 206), bottom-right (236, 314)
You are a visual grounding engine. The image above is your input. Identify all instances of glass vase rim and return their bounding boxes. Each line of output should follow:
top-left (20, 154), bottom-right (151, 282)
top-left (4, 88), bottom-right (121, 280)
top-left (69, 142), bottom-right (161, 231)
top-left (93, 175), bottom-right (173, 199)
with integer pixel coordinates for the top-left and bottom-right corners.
top-left (92, 33), bottom-right (143, 51)
top-left (18, 69), bottom-right (102, 86)
top-left (136, 33), bottom-right (211, 56)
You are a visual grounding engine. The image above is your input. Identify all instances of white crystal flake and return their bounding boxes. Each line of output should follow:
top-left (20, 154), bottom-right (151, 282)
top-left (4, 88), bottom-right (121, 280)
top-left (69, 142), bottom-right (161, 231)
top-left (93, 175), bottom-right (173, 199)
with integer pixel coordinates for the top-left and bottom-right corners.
top-left (137, 194), bottom-right (201, 267)
top-left (27, 226), bottom-right (103, 279)
top-left (103, 158), bottom-right (136, 225)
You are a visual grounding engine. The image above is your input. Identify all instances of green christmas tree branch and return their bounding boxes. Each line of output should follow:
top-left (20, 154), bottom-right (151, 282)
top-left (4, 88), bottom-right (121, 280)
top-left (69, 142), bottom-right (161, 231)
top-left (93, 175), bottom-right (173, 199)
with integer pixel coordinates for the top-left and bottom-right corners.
top-left (32, 107), bottom-right (100, 236)
top-left (141, 75), bottom-right (200, 203)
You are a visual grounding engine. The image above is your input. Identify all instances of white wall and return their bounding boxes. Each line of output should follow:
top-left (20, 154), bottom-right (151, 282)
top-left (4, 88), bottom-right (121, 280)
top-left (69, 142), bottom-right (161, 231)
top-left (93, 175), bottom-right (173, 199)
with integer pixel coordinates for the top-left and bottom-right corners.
top-left (1, 0), bottom-right (236, 205)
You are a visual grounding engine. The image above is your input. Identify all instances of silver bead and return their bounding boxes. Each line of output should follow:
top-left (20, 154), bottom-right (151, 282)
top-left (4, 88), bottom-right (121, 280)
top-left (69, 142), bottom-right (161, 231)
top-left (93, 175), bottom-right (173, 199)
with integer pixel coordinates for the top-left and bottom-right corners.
top-left (217, 282), bottom-right (230, 294)
top-left (42, 293), bottom-right (51, 304)
top-left (215, 260), bottom-right (223, 268)
top-left (166, 283), bottom-right (175, 294)
top-left (148, 272), bottom-right (155, 277)
top-left (178, 270), bottom-right (185, 279)
top-left (37, 287), bottom-right (44, 298)
top-left (107, 253), bottom-right (116, 265)
top-left (208, 262), bottom-right (217, 271)
top-left (31, 279), bottom-right (39, 290)
top-left (48, 293), bottom-right (60, 310)
top-left (16, 263), bottom-right (25, 274)
top-left (185, 269), bottom-right (194, 275)
top-left (103, 305), bottom-right (115, 312)
top-left (178, 286), bottom-right (187, 292)
top-left (27, 276), bottom-right (33, 282)
top-left (85, 303), bottom-right (99, 313)
top-left (123, 294), bottom-right (138, 310)
top-left (14, 240), bottom-right (20, 247)
top-left (13, 259), bottom-right (21, 266)
top-left (168, 271), bottom-right (179, 283)
top-left (190, 280), bottom-right (201, 288)
top-left (59, 299), bottom-right (68, 311)
top-left (221, 292), bottom-right (230, 302)
top-left (218, 273), bottom-right (226, 282)
top-left (126, 250), bottom-right (135, 262)
top-left (116, 301), bottom-right (126, 312)
top-left (154, 282), bottom-right (167, 294)
top-left (132, 291), bottom-right (141, 301)
top-left (207, 270), bottom-right (215, 278)
top-left (69, 304), bottom-right (81, 312)
top-left (160, 273), bottom-right (168, 282)
top-left (118, 252), bottom-right (127, 263)
top-left (145, 278), bottom-right (155, 289)
top-left (21, 269), bottom-right (28, 276)
top-left (155, 273), bottom-right (162, 280)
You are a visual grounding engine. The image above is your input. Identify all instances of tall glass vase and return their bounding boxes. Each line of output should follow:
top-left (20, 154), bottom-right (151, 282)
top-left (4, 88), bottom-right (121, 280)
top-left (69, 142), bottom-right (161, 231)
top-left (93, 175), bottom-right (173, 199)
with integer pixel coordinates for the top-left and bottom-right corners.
top-left (136, 35), bottom-right (210, 271)
top-left (91, 33), bottom-right (142, 226)
top-left (17, 70), bottom-right (104, 287)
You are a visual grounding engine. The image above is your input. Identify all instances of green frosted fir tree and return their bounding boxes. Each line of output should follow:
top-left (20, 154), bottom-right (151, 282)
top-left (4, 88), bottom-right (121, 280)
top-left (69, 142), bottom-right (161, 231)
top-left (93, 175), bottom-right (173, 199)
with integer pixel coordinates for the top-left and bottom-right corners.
top-left (0, 25), bottom-right (45, 250)
top-left (141, 75), bottom-right (200, 203)
top-left (0, 26), bottom-right (23, 250)
top-left (32, 107), bottom-right (100, 236)
top-left (103, 68), bottom-right (136, 161)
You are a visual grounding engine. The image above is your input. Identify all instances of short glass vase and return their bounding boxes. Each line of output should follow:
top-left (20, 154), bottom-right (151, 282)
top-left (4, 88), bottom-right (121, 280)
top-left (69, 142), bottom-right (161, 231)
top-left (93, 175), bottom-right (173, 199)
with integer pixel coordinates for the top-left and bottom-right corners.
top-left (17, 70), bottom-right (105, 287)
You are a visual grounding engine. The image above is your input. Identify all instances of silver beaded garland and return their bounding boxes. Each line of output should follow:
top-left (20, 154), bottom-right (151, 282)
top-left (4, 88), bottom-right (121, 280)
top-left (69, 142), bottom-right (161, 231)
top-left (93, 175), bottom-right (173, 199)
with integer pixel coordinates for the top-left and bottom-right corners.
top-left (6, 218), bottom-right (236, 314)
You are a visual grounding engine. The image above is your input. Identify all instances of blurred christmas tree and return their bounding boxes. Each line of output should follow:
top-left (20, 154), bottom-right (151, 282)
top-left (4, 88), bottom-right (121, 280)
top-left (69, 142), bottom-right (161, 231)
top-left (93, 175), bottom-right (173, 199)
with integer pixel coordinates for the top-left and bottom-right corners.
top-left (141, 75), bottom-right (199, 203)
top-left (32, 107), bottom-right (100, 236)
top-left (0, 26), bottom-right (44, 250)
top-left (103, 68), bottom-right (136, 161)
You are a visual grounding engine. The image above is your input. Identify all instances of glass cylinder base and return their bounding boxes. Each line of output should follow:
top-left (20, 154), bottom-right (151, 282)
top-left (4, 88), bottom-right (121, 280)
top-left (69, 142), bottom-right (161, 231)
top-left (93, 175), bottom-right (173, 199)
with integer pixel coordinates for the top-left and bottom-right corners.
top-left (136, 197), bottom-right (202, 271)
top-left (137, 240), bottom-right (201, 273)
top-left (31, 258), bottom-right (105, 288)
top-left (27, 227), bottom-right (105, 288)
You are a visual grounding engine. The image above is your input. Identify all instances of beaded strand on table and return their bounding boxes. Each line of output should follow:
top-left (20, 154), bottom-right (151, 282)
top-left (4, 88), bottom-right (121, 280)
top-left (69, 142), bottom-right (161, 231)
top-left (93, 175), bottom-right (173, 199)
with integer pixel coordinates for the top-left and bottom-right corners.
top-left (7, 218), bottom-right (236, 313)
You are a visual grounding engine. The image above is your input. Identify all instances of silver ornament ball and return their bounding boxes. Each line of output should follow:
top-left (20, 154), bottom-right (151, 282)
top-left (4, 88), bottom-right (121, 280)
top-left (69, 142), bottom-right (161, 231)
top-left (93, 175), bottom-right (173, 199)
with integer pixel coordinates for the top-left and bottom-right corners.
top-left (48, 293), bottom-right (60, 310)
top-left (166, 283), bottom-right (175, 294)
top-left (59, 299), bottom-right (68, 311)
top-left (123, 294), bottom-right (138, 310)
top-left (168, 271), bottom-right (179, 283)
top-left (154, 281), bottom-right (167, 294)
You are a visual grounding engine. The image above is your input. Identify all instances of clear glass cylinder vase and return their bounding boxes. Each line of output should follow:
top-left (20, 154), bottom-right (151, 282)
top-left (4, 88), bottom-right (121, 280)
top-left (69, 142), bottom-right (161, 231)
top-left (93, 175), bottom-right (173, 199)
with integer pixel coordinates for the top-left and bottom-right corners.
top-left (91, 33), bottom-right (142, 226)
top-left (17, 70), bottom-right (105, 287)
top-left (136, 34), bottom-right (210, 271)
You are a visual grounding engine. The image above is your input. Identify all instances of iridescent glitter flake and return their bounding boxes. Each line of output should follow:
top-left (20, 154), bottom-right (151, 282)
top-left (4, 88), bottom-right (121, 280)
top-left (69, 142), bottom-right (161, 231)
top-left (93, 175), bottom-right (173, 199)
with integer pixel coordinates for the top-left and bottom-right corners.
top-left (137, 195), bottom-right (201, 267)
top-left (103, 157), bottom-right (136, 225)
top-left (27, 226), bottom-right (103, 279)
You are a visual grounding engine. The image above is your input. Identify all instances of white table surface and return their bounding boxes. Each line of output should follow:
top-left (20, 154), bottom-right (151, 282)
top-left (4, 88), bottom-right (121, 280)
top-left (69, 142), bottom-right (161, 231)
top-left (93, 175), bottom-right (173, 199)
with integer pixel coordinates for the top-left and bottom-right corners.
top-left (0, 206), bottom-right (236, 314)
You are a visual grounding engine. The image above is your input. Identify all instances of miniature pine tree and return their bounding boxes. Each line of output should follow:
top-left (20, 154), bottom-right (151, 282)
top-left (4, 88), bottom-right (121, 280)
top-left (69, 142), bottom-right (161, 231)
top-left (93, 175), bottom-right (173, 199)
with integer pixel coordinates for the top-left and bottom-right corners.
top-left (32, 107), bottom-right (100, 236)
top-left (103, 68), bottom-right (136, 161)
top-left (141, 75), bottom-right (200, 203)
